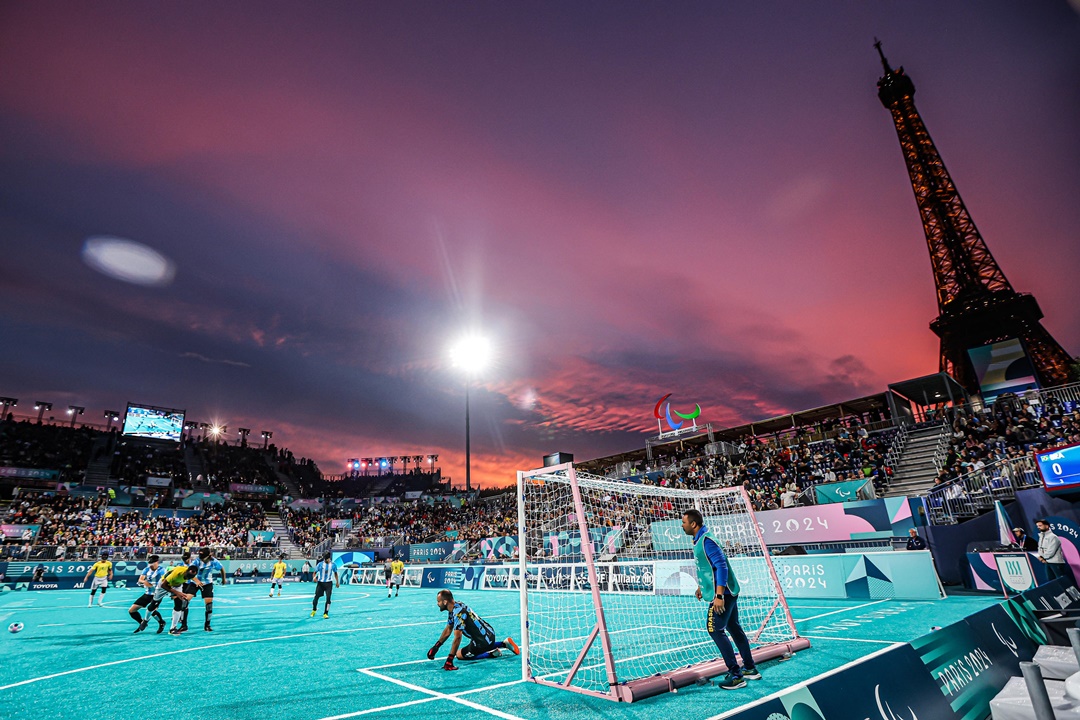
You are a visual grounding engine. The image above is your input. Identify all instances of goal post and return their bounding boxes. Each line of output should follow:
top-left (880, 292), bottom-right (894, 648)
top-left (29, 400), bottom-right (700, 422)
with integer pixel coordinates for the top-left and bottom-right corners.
top-left (516, 463), bottom-right (810, 702)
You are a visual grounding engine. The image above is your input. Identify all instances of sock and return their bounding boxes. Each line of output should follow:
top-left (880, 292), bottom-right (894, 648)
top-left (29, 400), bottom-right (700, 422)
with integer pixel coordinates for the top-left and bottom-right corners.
top-left (204, 603), bottom-right (213, 624)
top-left (182, 606), bottom-right (189, 627)
top-left (129, 610), bottom-right (142, 623)
top-left (494, 641), bottom-right (507, 649)
top-left (473, 651), bottom-right (496, 659)
top-left (152, 611), bottom-right (164, 624)
top-left (172, 610), bottom-right (182, 628)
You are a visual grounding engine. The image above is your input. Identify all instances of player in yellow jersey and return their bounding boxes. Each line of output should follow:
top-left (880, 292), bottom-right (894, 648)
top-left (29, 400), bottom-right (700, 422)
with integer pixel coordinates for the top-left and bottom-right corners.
top-left (269, 554), bottom-right (288, 597)
top-left (389, 558), bottom-right (405, 598)
top-left (144, 564), bottom-right (199, 636)
top-left (83, 551), bottom-right (114, 607)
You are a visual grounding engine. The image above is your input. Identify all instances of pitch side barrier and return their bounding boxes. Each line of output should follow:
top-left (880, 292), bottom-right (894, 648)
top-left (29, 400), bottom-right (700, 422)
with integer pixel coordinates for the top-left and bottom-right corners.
top-left (0, 553), bottom-right (944, 601)
top-left (0, 558), bottom-right (312, 591)
top-left (722, 578), bottom-right (1080, 720)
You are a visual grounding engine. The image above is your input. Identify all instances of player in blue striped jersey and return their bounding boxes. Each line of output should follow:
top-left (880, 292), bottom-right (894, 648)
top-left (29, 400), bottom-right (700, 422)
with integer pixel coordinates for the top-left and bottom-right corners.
top-left (129, 555), bottom-right (167, 634)
top-left (310, 552), bottom-right (339, 618)
top-left (182, 548), bottom-right (226, 632)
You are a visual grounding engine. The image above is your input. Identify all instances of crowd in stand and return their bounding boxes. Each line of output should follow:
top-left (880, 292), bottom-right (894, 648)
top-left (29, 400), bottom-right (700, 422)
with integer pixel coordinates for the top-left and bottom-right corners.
top-left (933, 397), bottom-right (1080, 488)
top-left (111, 438), bottom-right (188, 486)
top-left (2, 492), bottom-right (271, 557)
top-left (283, 495), bottom-right (518, 554)
top-left (0, 417), bottom-right (95, 477)
top-left (6, 389), bottom-right (1080, 561)
top-left (602, 422), bottom-right (896, 512)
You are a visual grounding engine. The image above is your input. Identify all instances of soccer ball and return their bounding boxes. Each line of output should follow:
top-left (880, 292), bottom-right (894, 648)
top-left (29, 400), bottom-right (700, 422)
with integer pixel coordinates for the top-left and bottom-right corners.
top-left (8, 622), bottom-right (24, 633)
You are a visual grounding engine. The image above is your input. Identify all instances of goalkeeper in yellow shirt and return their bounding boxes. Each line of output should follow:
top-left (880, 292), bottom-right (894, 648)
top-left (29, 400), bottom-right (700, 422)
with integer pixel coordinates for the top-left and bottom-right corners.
top-left (269, 554), bottom-right (288, 598)
top-left (389, 558), bottom-right (405, 598)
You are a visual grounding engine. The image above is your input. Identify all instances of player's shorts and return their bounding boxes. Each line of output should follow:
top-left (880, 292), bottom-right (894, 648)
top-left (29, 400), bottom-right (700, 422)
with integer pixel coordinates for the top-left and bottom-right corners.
top-left (384, 571), bottom-right (392, 580)
top-left (133, 594), bottom-right (153, 608)
top-left (151, 584), bottom-right (175, 603)
top-left (90, 576), bottom-right (109, 590)
top-left (390, 574), bottom-right (403, 586)
top-left (196, 583), bottom-right (215, 599)
top-left (459, 637), bottom-right (497, 660)
top-left (272, 575), bottom-right (284, 583)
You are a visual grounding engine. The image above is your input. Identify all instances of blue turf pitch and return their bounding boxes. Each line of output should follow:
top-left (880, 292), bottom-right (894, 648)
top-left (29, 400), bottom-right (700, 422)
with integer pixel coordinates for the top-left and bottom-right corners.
top-left (0, 585), bottom-right (999, 720)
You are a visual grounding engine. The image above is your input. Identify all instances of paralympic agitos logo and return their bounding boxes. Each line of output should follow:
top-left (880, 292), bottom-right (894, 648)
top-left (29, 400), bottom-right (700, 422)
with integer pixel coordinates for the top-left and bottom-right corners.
top-left (654, 394), bottom-right (701, 432)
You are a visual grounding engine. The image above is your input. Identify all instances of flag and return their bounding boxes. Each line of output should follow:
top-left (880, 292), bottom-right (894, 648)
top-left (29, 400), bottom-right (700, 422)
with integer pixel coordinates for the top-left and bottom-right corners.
top-left (995, 500), bottom-right (1014, 547)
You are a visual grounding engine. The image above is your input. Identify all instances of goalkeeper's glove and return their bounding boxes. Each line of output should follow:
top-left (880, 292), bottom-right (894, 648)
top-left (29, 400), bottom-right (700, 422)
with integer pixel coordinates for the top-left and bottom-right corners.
top-left (427, 642), bottom-right (443, 661)
top-left (443, 655), bottom-right (458, 671)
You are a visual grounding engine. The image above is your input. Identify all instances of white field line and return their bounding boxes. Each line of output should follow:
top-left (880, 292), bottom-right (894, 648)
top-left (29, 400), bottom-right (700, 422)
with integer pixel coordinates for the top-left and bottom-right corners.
top-left (537, 639), bottom-right (715, 679)
top-left (1, 592), bottom-right (373, 613)
top-left (354, 669), bottom-right (523, 720)
top-left (530, 624), bottom-right (657, 648)
top-left (800, 635), bottom-right (906, 645)
top-left (705, 642), bottom-right (906, 720)
top-left (0, 613), bottom-right (516, 692)
top-left (318, 677), bottom-right (527, 720)
top-left (793, 599), bottom-right (889, 622)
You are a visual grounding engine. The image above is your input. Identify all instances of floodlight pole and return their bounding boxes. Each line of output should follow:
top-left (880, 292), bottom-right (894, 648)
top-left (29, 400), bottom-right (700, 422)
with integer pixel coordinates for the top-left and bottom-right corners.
top-left (465, 379), bottom-right (471, 492)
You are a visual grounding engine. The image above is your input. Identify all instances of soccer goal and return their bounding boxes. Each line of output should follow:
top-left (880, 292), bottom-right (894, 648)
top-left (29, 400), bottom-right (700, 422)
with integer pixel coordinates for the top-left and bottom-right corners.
top-left (516, 463), bottom-right (809, 702)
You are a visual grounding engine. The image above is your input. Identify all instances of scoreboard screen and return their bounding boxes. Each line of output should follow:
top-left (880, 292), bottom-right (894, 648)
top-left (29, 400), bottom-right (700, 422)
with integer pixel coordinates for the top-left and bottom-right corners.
top-left (1036, 443), bottom-right (1080, 491)
top-left (122, 404), bottom-right (185, 442)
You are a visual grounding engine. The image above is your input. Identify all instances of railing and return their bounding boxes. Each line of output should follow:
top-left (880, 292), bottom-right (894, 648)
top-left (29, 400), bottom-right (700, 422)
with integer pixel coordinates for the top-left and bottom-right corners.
top-left (930, 425), bottom-right (952, 472)
top-left (0, 544), bottom-right (279, 561)
top-left (925, 455), bottom-right (1044, 525)
top-left (883, 423), bottom-right (911, 472)
top-left (310, 537), bottom-right (333, 559)
top-left (444, 540), bottom-right (475, 563)
top-left (1039, 381), bottom-right (1080, 406)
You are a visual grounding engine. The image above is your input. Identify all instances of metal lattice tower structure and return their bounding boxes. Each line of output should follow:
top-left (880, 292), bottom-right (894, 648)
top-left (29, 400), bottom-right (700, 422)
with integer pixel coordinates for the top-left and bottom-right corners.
top-left (874, 40), bottom-right (1074, 393)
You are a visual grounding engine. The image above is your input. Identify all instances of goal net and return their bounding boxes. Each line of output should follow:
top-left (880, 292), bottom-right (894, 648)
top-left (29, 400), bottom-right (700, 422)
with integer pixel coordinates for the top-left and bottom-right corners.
top-left (516, 463), bottom-right (808, 702)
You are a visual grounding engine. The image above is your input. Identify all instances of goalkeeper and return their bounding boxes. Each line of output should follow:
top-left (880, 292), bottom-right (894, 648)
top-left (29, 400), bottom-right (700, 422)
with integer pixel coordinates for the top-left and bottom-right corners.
top-left (427, 590), bottom-right (519, 670)
top-left (682, 509), bottom-right (761, 690)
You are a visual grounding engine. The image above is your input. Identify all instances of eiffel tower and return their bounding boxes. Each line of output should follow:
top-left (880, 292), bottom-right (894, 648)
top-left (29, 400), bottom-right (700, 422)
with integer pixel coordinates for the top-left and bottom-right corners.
top-left (874, 40), bottom-right (1074, 393)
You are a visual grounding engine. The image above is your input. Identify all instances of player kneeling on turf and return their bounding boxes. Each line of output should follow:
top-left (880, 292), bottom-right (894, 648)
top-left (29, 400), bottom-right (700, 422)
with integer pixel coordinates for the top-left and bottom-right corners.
top-left (428, 590), bottom-right (519, 671)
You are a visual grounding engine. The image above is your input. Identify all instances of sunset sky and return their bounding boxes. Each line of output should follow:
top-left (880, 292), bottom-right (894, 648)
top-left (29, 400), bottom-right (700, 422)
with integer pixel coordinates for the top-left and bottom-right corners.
top-left (1, 2), bottom-right (1077, 488)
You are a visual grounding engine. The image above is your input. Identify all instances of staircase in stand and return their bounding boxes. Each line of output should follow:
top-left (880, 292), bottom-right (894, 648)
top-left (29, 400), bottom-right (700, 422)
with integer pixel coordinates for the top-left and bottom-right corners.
top-left (84, 436), bottom-right (114, 487)
top-left (267, 512), bottom-right (302, 558)
top-left (184, 445), bottom-right (209, 490)
top-left (885, 424), bottom-right (952, 498)
top-left (263, 456), bottom-right (301, 497)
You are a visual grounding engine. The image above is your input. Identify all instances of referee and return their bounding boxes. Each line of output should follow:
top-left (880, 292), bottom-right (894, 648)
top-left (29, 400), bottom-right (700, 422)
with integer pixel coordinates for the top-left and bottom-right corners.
top-left (310, 552), bottom-right (339, 619)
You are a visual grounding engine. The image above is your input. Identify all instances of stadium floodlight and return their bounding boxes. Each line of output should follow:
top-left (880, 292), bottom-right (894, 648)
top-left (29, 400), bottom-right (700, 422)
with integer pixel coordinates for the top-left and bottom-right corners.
top-left (260, 430), bottom-right (272, 449)
top-left (238, 428), bottom-right (251, 446)
top-left (67, 405), bottom-right (84, 428)
top-left (0, 397), bottom-right (17, 420)
top-left (449, 334), bottom-right (492, 375)
top-left (450, 333), bottom-right (493, 493)
top-left (34, 401), bottom-right (52, 424)
top-left (103, 410), bottom-right (120, 431)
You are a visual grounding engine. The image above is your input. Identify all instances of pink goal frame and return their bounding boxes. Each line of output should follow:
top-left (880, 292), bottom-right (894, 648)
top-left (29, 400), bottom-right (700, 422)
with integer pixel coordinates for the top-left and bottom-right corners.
top-left (517, 463), bottom-right (810, 702)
